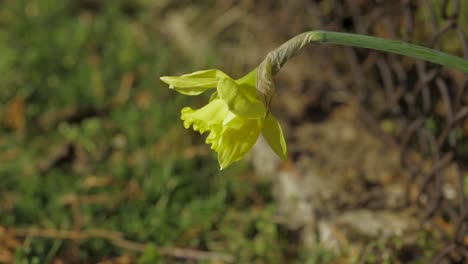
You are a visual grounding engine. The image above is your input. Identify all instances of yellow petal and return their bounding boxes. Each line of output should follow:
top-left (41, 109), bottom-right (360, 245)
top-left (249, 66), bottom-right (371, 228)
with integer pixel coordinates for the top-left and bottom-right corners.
top-left (217, 78), bottom-right (266, 118)
top-left (181, 69), bottom-right (229, 78)
top-left (262, 113), bottom-right (288, 160)
top-left (180, 98), bottom-right (229, 133)
top-left (235, 69), bottom-right (259, 101)
top-left (160, 69), bottom-right (229, 96)
top-left (216, 117), bottom-right (262, 169)
top-left (236, 69), bottom-right (257, 87)
top-left (160, 76), bottom-right (218, 95)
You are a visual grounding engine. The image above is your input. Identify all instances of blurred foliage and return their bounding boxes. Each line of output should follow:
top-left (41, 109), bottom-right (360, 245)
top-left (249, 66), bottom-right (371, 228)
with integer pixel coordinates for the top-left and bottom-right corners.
top-left (2, 0), bottom-right (465, 263)
top-left (0, 0), bottom-right (302, 263)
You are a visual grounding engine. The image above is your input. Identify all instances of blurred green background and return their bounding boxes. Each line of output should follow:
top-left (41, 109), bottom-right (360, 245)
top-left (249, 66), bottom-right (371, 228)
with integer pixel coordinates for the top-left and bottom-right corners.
top-left (0, 1), bottom-right (296, 263)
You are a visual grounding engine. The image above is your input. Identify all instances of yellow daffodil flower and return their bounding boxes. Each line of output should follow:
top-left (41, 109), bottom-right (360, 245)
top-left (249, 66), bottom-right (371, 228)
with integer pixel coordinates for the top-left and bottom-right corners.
top-left (160, 69), bottom-right (287, 169)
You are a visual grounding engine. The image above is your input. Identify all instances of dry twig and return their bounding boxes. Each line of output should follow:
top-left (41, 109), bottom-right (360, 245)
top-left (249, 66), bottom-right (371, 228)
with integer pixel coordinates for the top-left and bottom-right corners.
top-left (5, 227), bottom-right (234, 263)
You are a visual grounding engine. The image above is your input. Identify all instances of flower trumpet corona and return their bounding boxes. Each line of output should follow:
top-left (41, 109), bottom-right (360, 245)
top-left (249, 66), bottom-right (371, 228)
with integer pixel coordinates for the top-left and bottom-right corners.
top-left (160, 69), bottom-right (287, 169)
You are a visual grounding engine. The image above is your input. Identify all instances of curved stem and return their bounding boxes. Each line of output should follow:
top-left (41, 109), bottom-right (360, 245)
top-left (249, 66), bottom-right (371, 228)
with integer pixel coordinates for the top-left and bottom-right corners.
top-left (317, 31), bottom-right (468, 73)
top-left (257, 30), bottom-right (468, 108)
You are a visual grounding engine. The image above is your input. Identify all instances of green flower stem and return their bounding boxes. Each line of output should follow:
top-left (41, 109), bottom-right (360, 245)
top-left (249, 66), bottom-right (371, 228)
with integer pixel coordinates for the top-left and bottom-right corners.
top-left (257, 30), bottom-right (468, 107)
top-left (319, 31), bottom-right (468, 72)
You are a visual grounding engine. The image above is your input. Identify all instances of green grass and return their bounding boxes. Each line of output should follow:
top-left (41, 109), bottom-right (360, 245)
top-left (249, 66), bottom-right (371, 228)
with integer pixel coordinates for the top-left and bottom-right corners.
top-left (0, 1), bottom-right (299, 263)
